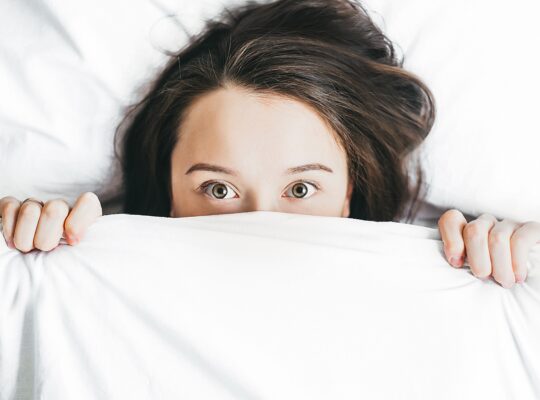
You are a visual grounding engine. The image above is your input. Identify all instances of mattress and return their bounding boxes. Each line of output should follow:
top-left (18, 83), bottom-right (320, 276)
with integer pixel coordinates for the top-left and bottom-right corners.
top-left (1, 211), bottom-right (539, 399)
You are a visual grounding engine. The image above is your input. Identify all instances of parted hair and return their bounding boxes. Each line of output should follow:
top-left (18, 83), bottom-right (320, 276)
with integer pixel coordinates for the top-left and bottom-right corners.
top-left (115, 0), bottom-right (435, 222)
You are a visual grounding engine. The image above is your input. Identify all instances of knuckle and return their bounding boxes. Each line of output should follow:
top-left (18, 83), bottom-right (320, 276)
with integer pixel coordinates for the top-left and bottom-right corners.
top-left (510, 230), bottom-right (527, 243)
top-left (2, 201), bottom-right (19, 215)
top-left (438, 209), bottom-right (462, 224)
top-left (488, 231), bottom-right (508, 247)
top-left (19, 203), bottom-right (41, 219)
top-left (0, 196), bottom-right (19, 208)
top-left (42, 201), bottom-right (69, 220)
top-left (76, 192), bottom-right (102, 216)
top-left (463, 222), bottom-right (484, 240)
top-left (80, 192), bottom-right (99, 205)
top-left (446, 209), bottom-right (463, 218)
top-left (478, 213), bottom-right (496, 221)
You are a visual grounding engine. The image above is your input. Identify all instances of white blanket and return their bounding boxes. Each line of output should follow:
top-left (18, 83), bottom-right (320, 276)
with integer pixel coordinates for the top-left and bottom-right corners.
top-left (1, 212), bottom-right (539, 399)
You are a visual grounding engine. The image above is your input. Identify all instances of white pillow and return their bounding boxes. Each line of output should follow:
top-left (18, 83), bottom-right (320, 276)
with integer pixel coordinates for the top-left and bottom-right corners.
top-left (363, 0), bottom-right (540, 223)
top-left (1, 0), bottom-right (538, 222)
top-left (0, 0), bottom-right (224, 211)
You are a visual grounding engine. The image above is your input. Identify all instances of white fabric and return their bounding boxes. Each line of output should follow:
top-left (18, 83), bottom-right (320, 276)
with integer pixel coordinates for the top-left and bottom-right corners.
top-left (0, 0), bottom-right (213, 207)
top-left (1, 212), bottom-right (540, 399)
top-left (1, 0), bottom-right (540, 221)
top-left (362, 0), bottom-right (540, 223)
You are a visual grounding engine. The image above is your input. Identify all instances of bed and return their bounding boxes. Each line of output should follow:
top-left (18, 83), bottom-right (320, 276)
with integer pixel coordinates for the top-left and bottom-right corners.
top-left (1, 0), bottom-right (539, 399)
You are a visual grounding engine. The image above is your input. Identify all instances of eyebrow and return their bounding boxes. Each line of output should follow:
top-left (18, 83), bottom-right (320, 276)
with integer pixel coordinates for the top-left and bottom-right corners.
top-left (185, 163), bottom-right (334, 176)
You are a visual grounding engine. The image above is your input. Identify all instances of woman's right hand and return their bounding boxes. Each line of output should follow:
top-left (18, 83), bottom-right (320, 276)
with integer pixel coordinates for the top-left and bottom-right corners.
top-left (0, 192), bottom-right (102, 253)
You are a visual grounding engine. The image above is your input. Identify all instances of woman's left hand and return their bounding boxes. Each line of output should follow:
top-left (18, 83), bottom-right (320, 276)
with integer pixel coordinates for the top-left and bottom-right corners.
top-left (438, 209), bottom-right (540, 288)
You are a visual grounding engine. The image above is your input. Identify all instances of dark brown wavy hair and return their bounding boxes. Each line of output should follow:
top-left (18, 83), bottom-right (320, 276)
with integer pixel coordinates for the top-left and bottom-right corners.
top-left (115, 0), bottom-right (435, 222)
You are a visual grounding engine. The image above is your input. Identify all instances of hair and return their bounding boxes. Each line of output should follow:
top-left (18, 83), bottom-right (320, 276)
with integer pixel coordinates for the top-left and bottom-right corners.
top-left (115, 0), bottom-right (435, 222)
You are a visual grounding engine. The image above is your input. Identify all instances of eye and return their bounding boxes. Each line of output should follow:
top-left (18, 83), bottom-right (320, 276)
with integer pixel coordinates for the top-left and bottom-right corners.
top-left (283, 181), bottom-right (319, 199)
top-left (199, 181), bottom-right (238, 200)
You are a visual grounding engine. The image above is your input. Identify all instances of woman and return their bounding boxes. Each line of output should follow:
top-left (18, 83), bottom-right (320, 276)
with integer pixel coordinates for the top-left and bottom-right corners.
top-left (0, 0), bottom-right (537, 287)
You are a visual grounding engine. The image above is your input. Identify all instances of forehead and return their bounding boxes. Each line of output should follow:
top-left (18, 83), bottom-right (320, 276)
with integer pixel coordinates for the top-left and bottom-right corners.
top-left (174, 85), bottom-right (347, 171)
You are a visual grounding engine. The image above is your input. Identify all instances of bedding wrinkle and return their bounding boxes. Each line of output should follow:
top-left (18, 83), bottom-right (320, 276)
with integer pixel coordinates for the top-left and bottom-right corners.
top-left (43, 247), bottom-right (153, 399)
top-left (1, 213), bottom-right (540, 399)
top-left (3, 252), bottom-right (46, 400)
top-left (500, 292), bottom-right (540, 399)
top-left (41, 253), bottom-right (107, 398)
top-left (31, 1), bottom-right (83, 60)
top-left (0, 52), bottom-right (53, 125)
top-left (11, 299), bottom-right (35, 400)
top-left (75, 263), bottom-right (262, 400)
top-left (0, 120), bottom-right (67, 148)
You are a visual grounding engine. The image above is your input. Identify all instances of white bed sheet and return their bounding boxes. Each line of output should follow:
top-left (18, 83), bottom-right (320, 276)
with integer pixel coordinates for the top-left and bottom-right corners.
top-left (1, 212), bottom-right (539, 399)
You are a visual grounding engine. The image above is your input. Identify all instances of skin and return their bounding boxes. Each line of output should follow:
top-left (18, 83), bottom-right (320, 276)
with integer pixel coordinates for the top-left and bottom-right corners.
top-left (0, 85), bottom-right (539, 289)
top-left (169, 85), bottom-right (352, 218)
top-left (438, 211), bottom-right (540, 288)
top-left (0, 193), bottom-right (102, 251)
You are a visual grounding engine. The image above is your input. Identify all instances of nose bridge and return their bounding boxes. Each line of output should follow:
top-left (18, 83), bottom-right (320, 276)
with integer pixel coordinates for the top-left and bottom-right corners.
top-left (245, 190), bottom-right (279, 212)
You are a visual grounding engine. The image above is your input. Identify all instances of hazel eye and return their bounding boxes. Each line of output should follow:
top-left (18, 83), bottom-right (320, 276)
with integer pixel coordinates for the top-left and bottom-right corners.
top-left (201, 182), bottom-right (237, 200)
top-left (284, 181), bottom-right (318, 199)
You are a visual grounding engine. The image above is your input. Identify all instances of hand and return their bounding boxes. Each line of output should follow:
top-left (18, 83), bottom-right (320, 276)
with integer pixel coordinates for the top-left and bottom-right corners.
top-left (438, 209), bottom-right (540, 288)
top-left (0, 192), bottom-right (102, 253)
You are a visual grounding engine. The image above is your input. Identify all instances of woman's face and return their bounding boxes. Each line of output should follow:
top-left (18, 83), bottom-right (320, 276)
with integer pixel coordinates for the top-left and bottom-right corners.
top-left (170, 85), bottom-right (353, 218)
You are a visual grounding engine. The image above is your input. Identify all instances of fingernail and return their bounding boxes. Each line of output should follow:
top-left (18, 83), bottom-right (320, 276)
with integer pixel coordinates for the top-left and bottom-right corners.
top-left (516, 276), bottom-right (525, 284)
top-left (449, 256), bottom-right (460, 267)
top-left (66, 235), bottom-right (78, 245)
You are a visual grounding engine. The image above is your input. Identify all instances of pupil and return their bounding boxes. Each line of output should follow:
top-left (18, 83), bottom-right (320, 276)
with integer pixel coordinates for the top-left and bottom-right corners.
top-left (293, 183), bottom-right (307, 198)
top-left (213, 184), bottom-right (227, 198)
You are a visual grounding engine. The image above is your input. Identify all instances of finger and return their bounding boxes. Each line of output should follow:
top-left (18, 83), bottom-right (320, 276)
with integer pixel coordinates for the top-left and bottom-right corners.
top-left (0, 197), bottom-right (21, 248)
top-left (488, 219), bottom-right (521, 288)
top-left (12, 201), bottom-right (43, 253)
top-left (438, 209), bottom-right (468, 267)
top-left (63, 192), bottom-right (102, 245)
top-left (34, 199), bottom-right (70, 251)
top-left (463, 213), bottom-right (498, 279)
top-left (510, 221), bottom-right (540, 283)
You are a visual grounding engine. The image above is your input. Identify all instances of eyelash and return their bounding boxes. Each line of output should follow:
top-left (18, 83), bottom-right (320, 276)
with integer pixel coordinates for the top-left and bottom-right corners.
top-left (197, 180), bottom-right (321, 200)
